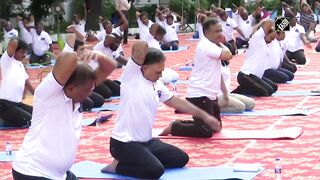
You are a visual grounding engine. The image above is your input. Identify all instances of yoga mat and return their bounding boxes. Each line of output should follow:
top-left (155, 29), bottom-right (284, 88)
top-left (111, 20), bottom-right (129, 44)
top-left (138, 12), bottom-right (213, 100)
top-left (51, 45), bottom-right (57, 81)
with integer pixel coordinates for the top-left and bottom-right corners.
top-left (272, 90), bottom-right (320, 97)
top-left (287, 79), bottom-right (320, 84)
top-left (221, 108), bottom-right (319, 116)
top-left (0, 126), bottom-right (27, 130)
top-left (153, 127), bottom-right (303, 140)
top-left (105, 96), bottom-right (120, 101)
top-left (178, 66), bottom-right (193, 71)
top-left (186, 38), bottom-right (200, 41)
top-left (162, 46), bottom-right (189, 53)
top-left (70, 161), bottom-right (264, 180)
top-left (91, 104), bottom-right (119, 112)
top-left (0, 151), bottom-right (16, 162)
top-left (82, 114), bottom-right (113, 126)
top-left (25, 65), bottom-right (51, 69)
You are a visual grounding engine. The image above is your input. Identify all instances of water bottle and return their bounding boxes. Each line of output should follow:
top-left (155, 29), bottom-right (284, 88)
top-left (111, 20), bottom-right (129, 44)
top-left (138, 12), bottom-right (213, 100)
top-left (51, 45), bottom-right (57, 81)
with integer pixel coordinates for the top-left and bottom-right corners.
top-left (274, 158), bottom-right (282, 180)
top-left (5, 142), bottom-right (12, 161)
top-left (172, 80), bottom-right (177, 94)
top-left (96, 111), bottom-right (101, 127)
top-left (185, 59), bottom-right (189, 66)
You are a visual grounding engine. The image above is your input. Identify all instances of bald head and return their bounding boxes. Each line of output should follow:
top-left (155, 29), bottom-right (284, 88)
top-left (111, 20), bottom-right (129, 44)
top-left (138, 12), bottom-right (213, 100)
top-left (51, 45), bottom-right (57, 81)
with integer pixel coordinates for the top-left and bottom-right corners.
top-left (132, 41), bottom-right (148, 64)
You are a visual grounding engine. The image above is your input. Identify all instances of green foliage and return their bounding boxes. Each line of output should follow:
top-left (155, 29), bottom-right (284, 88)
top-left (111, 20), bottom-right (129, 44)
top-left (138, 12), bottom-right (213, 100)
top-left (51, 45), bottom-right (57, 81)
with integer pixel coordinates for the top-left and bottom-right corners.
top-left (169, 0), bottom-right (196, 24)
top-left (29, 0), bottom-right (60, 23)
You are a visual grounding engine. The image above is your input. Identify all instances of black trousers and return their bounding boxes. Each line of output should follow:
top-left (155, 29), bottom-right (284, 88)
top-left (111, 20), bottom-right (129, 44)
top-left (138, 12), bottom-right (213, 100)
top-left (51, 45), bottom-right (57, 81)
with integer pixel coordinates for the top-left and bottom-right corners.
top-left (161, 41), bottom-right (179, 51)
top-left (224, 40), bottom-right (236, 55)
top-left (286, 49), bottom-right (306, 65)
top-left (110, 138), bottom-right (189, 179)
top-left (171, 97), bottom-right (222, 138)
top-left (236, 37), bottom-right (248, 49)
top-left (281, 60), bottom-right (297, 73)
top-left (232, 72), bottom-right (278, 97)
top-left (0, 99), bottom-right (32, 127)
top-left (263, 68), bottom-right (294, 83)
top-left (12, 168), bottom-right (78, 180)
top-left (82, 91), bottom-right (105, 111)
top-left (94, 79), bottom-right (120, 99)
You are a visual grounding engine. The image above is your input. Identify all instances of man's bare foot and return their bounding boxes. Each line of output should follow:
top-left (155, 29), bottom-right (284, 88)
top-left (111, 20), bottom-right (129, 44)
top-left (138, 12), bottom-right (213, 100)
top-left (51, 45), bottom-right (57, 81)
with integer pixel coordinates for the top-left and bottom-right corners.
top-left (101, 159), bottom-right (119, 173)
top-left (159, 121), bottom-right (173, 136)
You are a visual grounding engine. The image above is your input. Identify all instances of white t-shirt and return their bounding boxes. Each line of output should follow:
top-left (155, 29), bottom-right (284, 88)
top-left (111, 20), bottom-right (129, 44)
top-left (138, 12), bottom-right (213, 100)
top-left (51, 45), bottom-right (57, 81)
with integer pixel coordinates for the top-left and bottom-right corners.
top-left (18, 20), bottom-right (33, 44)
top-left (95, 27), bottom-right (124, 53)
top-left (285, 23), bottom-right (305, 52)
top-left (198, 23), bottom-right (204, 40)
top-left (163, 22), bottom-right (180, 42)
top-left (144, 32), bottom-right (161, 50)
top-left (155, 17), bottom-right (166, 28)
top-left (112, 58), bottom-right (173, 142)
top-left (137, 18), bottom-right (153, 41)
top-left (74, 20), bottom-right (86, 37)
top-left (13, 72), bottom-right (82, 179)
top-left (92, 41), bottom-right (120, 69)
top-left (30, 29), bottom-right (52, 56)
top-left (240, 28), bottom-right (270, 78)
top-left (0, 51), bottom-right (28, 103)
top-left (267, 39), bottom-right (282, 69)
top-left (219, 17), bottom-right (238, 42)
top-left (237, 15), bottom-right (253, 40)
top-left (220, 64), bottom-right (231, 94)
top-left (3, 28), bottom-right (18, 43)
top-left (187, 38), bottom-right (223, 100)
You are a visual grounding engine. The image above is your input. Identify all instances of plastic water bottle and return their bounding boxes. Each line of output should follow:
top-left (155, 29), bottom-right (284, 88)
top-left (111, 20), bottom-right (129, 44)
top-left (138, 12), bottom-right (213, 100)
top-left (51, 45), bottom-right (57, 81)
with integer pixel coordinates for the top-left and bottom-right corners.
top-left (172, 80), bottom-right (177, 94)
top-left (5, 142), bottom-right (12, 161)
top-left (274, 158), bottom-right (282, 180)
top-left (96, 111), bottom-right (101, 127)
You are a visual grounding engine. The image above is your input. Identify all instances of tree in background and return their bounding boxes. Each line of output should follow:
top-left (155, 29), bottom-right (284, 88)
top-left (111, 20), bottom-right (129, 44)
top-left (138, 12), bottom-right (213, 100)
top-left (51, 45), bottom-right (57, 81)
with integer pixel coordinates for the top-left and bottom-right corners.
top-left (29, 0), bottom-right (59, 23)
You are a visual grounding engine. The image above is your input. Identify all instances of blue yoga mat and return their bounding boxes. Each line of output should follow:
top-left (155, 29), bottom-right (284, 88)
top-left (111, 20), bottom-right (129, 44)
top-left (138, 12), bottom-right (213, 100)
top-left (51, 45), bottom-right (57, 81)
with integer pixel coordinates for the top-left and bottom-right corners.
top-left (186, 38), bottom-right (200, 41)
top-left (70, 161), bottom-right (264, 180)
top-left (179, 66), bottom-right (193, 71)
top-left (272, 91), bottom-right (320, 97)
top-left (287, 80), bottom-right (320, 84)
top-left (105, 96), bottom-right (120, 101)
top-left (91, 104), bottom-right (119, 112)
top-left (162, 46), bottom-right (189, 53)
top-left (0, 151), bottom-right (16, 162)
top-left (221, 108), bottom-right (319, 116)
top-left (82, 114), bottom-right (113, 126)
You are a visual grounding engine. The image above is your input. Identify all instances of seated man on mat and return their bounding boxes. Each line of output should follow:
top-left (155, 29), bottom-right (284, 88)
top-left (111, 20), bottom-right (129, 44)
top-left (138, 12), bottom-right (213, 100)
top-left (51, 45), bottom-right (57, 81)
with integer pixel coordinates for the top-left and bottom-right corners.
top-left (0, 38), bottom-right (34, 128)
top-left (12, 50), bottom-right (117, 179)
top-left (101, 42), bottom-right (221, 179)
top-left (232, 19), bottom-right (278, 97)
top-left (162, 18), bottom-right (230, 137)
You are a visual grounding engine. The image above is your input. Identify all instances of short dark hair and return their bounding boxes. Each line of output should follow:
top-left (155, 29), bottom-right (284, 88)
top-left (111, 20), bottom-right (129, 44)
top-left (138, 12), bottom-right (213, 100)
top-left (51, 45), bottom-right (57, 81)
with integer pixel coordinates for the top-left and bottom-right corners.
top-left (16, 39), bottom-right (29, 52)
top-left (166, 14), bottom-right (174, 20)
top-left (143, 48), bottom-right (165, 65)
top-left (140, 12), bottom-right (149, 18)
top-left (65, 63), bottom-right (96, 87)
top-left (156, 25), bottom-right (166, 36)
top-left (203, 18), bottom-right (219, 35)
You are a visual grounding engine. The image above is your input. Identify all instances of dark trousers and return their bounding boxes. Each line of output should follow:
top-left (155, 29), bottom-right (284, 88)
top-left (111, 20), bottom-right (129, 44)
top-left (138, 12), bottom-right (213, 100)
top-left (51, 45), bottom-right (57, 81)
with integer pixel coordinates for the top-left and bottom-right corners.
top-left (121, 10), bottom-right (129, 44)
top-left (286, 49), bottom-right (306, 65)
top-left (281, 60), bottom-right (297, 73)
top-left (236, 37), bottom-right (249, 49)
top-left (224, 40), bottom-right (237, 55)
top-left (316, 41), bottom-right (320, 52)
top-left (110, 138), bottom-right (189, 179)
top-left (232, 72), bottom-right (278, 97)
top-left (94, 79), bottom-right (120, 99)
top-left (82, 91), bottom-right (105, 111)
top-left (161, 41), bottom-right (179, 51)
top-left (12, 168), bottom-right (78, 180)
top-left (263, 68), bottom-right (294, 83)
top-left (0, 99), bottom-right (32, 127)
top-left (171, 97), bottom-right (222, 138)
top-left (29, 51), bottom-right (51, 65)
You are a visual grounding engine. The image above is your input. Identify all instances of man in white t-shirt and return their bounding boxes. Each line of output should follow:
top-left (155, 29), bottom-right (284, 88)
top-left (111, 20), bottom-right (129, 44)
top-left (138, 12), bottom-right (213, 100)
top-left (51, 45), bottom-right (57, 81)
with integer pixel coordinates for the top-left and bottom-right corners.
top-left (1, 20), bottom-right (19, 50)
top-left (101, 42), bottom-right (221, 179)
top-left (283, 10), bottom-right (312, 65)
top-left (160, 14), bottom-right (183, 51)
top-left (12, 50), bottom-right (117, 180)
top-left (162, 18), bottom-right (230, 138)
top-left (17, 15), bottom-right (34, 47)
top-left (218, 10), bottom-right (246, 55)
top-left (235, 6), bottom-right (254, 48)
top-left (73, 14), bottom-right (86, 37)
top-left (29, 22), bottom-right (53, 64)
top-left (136, 11), bottom-right (154, 41)
top-left (232, 19), bottom-right (278, 97)
top-left (263, 30), bottom-right (294, 83)
top-left (144, 23), bottom-right (166, 50)
top-left (0, 39), bottom-right (34, 128)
